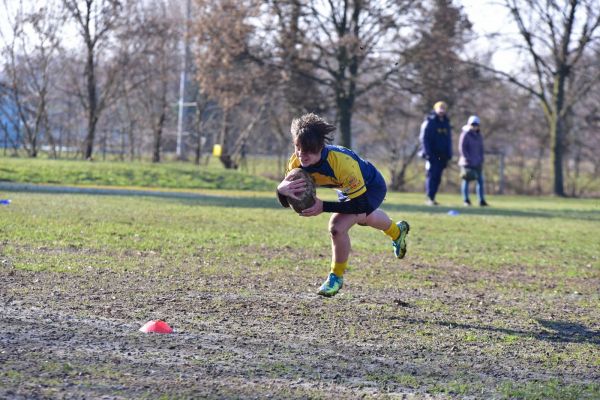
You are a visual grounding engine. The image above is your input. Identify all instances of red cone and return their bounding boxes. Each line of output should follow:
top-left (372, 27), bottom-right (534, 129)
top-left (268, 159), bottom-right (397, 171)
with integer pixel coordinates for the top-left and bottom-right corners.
top-left (139, 320), bottom-right (173, 334)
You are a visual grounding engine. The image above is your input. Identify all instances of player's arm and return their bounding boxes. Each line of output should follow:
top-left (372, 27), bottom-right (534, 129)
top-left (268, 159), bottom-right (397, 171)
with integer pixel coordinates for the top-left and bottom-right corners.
top-left (301, 193), bottom-right (369, 217)
top-left (277, 177), bottom-right (307, 208)
top-left (277, 191), bottom-right (290, 208)
top-left (277, 156), bottom-right (304, 207)
top-left (323, 193), bottom-right (369, 214)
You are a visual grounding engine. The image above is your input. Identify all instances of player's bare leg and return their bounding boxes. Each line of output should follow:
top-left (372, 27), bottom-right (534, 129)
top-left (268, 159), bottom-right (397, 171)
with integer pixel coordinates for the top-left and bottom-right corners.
top-left (329, 212), bottom-right (358, 264)
top-left (362, 209), bottom-right (393, 230)
top-left (318, 213), bottom-right (357, 297)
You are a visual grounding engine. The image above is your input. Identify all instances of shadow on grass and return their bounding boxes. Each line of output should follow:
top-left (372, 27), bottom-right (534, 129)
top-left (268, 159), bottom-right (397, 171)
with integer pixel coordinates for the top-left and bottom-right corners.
top-left (404, 317), bottom-right (600, 345)
top-left (536, 319), bottom-right (600, 344)
top-left (3, 183), bottom-right (599, 220)
top-left (382, 203), bottom-right (600, 221)
top-left (0, 182), bottom-right (283, 210)
top-left (176, 195), bottom-right (281, 209)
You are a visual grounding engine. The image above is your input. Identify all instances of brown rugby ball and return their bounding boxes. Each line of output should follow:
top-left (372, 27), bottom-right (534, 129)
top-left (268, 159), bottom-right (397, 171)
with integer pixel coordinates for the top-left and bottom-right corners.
top-left (285, 168), bottom-right (316, 213)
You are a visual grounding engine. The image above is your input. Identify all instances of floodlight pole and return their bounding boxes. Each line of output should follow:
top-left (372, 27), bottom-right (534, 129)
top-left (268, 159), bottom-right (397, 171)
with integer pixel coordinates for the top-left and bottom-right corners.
top-left (176, 0), bottom-right (191, 160)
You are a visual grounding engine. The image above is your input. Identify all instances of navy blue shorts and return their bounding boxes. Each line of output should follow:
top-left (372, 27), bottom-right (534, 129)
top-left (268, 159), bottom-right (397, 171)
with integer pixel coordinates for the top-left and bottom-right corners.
top-left (364, 171), bottom-right (387, 215)
top-left (337, 171), bottom-right (387, 215)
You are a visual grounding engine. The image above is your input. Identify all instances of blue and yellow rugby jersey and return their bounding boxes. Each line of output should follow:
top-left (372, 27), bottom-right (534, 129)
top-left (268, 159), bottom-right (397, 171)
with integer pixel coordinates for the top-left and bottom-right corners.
top-left (286, 145), bottom-right (383, 200)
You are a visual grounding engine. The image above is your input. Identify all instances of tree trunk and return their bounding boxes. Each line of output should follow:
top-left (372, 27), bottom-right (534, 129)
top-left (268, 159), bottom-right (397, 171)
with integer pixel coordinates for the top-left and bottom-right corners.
top-left (194, 101), bottom-right (205, 166)
top-left (389, 144), bottom-right (419, 191)
top-left (550, 72), bottom-right (567, 196)
top-left (218, 108), bottom-right (237, 169)
top-left (128, 123), bottom-right (136, 162)
top-left (334, 3), bottom-right (360, 149)
top-left (337, 97), bottom-right (353, 148)
top-left (30, 134), bottom-right (38, 158)
top-left (152, 116), bottom-right (165, 163)
top-left (152, 108), bottom-right (167, 163)
top-left (194, 133), bottom-right (202, 166)
top-left (84, 47), bottom-right (98, 160)
top-left (119, 131), bottom-right (125, 161)
top-left (41, 98), bottom-right (57, 159)
top-left (550, 116), bottom-right (566, 196)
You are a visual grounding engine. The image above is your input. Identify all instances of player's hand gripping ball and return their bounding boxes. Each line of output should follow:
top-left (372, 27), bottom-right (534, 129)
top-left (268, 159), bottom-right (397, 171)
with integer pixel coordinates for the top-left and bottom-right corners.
top-left (285, 168), bottom-right (316, 213)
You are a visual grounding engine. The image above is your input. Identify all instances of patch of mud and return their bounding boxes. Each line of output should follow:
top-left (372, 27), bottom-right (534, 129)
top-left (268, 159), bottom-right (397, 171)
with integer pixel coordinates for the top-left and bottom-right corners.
top-left (1, 255), bottom-right (599, 399)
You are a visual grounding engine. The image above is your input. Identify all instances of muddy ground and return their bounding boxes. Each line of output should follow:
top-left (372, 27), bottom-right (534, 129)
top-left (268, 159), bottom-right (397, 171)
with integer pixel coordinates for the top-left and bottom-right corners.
top-left (1, 246), bottom-right (599, 400)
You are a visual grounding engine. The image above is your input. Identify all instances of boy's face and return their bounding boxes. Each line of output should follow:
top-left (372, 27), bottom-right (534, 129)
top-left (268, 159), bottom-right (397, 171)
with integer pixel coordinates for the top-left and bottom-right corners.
top-left (294, 143), bottom-right (321, 167)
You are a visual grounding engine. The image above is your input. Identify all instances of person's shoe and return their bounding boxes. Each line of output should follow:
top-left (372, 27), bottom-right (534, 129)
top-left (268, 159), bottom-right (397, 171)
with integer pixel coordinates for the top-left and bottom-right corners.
top-left (479, 200), bottom-right (489, 207)
top-left (463, 199), bottom-right (472, 206)
top-left (318, 273), bottom-right (344, 297)
top-left (425, 198), bottom-right (439, 206)
top-left (392, 220), bottom-right (410, 259)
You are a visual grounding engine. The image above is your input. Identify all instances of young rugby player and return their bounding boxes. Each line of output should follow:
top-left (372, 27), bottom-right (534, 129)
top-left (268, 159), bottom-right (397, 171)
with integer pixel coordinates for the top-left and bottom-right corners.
top-left (276, 113), bottom-right (410, 297)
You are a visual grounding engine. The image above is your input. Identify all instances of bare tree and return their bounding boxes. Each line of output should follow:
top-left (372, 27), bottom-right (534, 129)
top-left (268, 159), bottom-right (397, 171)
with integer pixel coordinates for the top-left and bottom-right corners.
top-left (192, 0), bottom-right (419, 159)
top-left (270, 0), bottom-right (418, 148)
top-left (270, 0), bottom-right (329, 118)
top-left (0, 1), bottom-right (62, 157)
top-left (357, 89), bottom-right (420, 191)
top-left (192, 0), bottom-right (272, 168)
top-left (62, 0), bottom-right (123, 160)
top-left (191, 94), bottom-right (218, 166)
top-left (128, 1), bottom-right (179, 163)
top-left (399, 0), bottom-right (475, 113)
top-left (478, 0), bottom-right (600, 196)
top-left (567, 51), bottom-right (600, 196)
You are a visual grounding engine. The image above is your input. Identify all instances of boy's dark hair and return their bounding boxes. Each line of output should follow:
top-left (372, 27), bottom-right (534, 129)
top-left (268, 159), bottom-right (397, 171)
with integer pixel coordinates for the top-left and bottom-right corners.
top-left (290, 113), bottom-right (335, 153)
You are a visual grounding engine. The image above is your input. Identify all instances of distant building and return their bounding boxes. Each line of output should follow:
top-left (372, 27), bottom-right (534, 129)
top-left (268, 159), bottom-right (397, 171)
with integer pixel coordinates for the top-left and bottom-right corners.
top-left (0, 100), bottom-right (20, 149)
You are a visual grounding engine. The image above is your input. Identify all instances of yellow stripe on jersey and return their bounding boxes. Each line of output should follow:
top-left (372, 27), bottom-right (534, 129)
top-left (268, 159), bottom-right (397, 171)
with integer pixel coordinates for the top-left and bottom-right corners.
top-left (285, 150), bottom-right (367, 199)
top-left (286, 156), bottom-right (301, 174)
top-left (326, 151), bottom-right (366, 198)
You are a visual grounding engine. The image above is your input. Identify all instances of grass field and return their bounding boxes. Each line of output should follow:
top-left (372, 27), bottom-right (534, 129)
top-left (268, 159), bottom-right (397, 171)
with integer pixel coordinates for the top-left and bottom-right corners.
top-left (1, 183), bottom-right (599, 398)
top-left (0, 156), bottom-right (276, 191)
top-left (2, 151), bottom-right (599, 197)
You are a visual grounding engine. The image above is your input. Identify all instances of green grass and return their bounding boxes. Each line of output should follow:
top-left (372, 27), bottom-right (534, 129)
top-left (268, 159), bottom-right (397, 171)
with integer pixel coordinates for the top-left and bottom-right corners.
top-left (3, 153), bottom-right (598, 197)
top-left (382, 193), bottom-right (600, 272)
top-left (0, 156), bottom-right (276, 191)
top-left (1, 190), bottom-right (598, 280)
top-left (1, 160), bottom-right (599, 398)
top-left (499, 379), bottom-right (600, 400)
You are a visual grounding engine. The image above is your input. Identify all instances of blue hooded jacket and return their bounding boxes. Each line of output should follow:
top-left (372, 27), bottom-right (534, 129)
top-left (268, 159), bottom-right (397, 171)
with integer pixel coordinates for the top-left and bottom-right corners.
top-left (419, 111), bottom-right (453, 163)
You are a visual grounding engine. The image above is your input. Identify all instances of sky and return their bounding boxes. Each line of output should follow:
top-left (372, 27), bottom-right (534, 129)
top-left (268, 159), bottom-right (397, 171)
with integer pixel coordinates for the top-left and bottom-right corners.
top-left (459, 0), bottom-right (524, 72)
top-left (0, 0), bottom-right (524, 73)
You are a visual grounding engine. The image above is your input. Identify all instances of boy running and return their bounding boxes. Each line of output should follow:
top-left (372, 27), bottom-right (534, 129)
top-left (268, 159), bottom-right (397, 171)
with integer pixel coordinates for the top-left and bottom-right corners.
top-left (276, 113), bottom-right (410, 297)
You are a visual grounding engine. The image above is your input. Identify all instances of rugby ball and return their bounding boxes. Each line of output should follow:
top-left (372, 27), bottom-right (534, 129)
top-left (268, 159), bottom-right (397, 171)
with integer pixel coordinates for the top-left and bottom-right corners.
top-left (285, 168), bottom-right (316, 213)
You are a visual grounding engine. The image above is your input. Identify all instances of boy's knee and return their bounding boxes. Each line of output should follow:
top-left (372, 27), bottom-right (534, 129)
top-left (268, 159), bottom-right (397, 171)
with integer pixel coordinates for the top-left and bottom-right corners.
top-left (329, 221), bottom-right (348, 238)
top-left (329, 224), bottom-right (340, 238)
top-left (329, 215), bottom-right (356, 238)
top-left (329, 227), bottom-right (337, 238)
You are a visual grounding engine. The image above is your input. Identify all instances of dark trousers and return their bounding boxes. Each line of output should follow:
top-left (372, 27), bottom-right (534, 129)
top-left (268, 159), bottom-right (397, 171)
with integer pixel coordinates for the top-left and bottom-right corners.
top-left (425, 161), bottom-right (446, 200)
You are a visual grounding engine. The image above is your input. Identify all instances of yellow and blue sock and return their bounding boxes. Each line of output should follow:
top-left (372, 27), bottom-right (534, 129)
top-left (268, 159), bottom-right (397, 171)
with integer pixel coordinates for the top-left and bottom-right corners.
top-left (331, 260), bottom-right (348, 277)
top-left (383, 219), bottom-right (400, 240)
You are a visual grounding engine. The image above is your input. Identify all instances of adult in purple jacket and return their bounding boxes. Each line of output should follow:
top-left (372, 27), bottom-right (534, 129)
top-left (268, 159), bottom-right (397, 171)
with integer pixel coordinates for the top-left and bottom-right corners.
top-left (458, 115), bottom-right (488, 206)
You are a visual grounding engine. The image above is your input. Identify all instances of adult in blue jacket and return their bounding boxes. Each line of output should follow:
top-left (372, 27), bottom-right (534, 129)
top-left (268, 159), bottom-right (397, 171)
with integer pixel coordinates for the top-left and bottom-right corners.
top-left (419, 101), bottom-right (453, 206)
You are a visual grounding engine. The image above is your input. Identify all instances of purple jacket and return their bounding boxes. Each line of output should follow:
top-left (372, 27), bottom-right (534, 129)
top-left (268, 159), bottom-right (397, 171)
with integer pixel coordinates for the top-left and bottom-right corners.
top-left (458, 125), bottom-right (484, 167)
